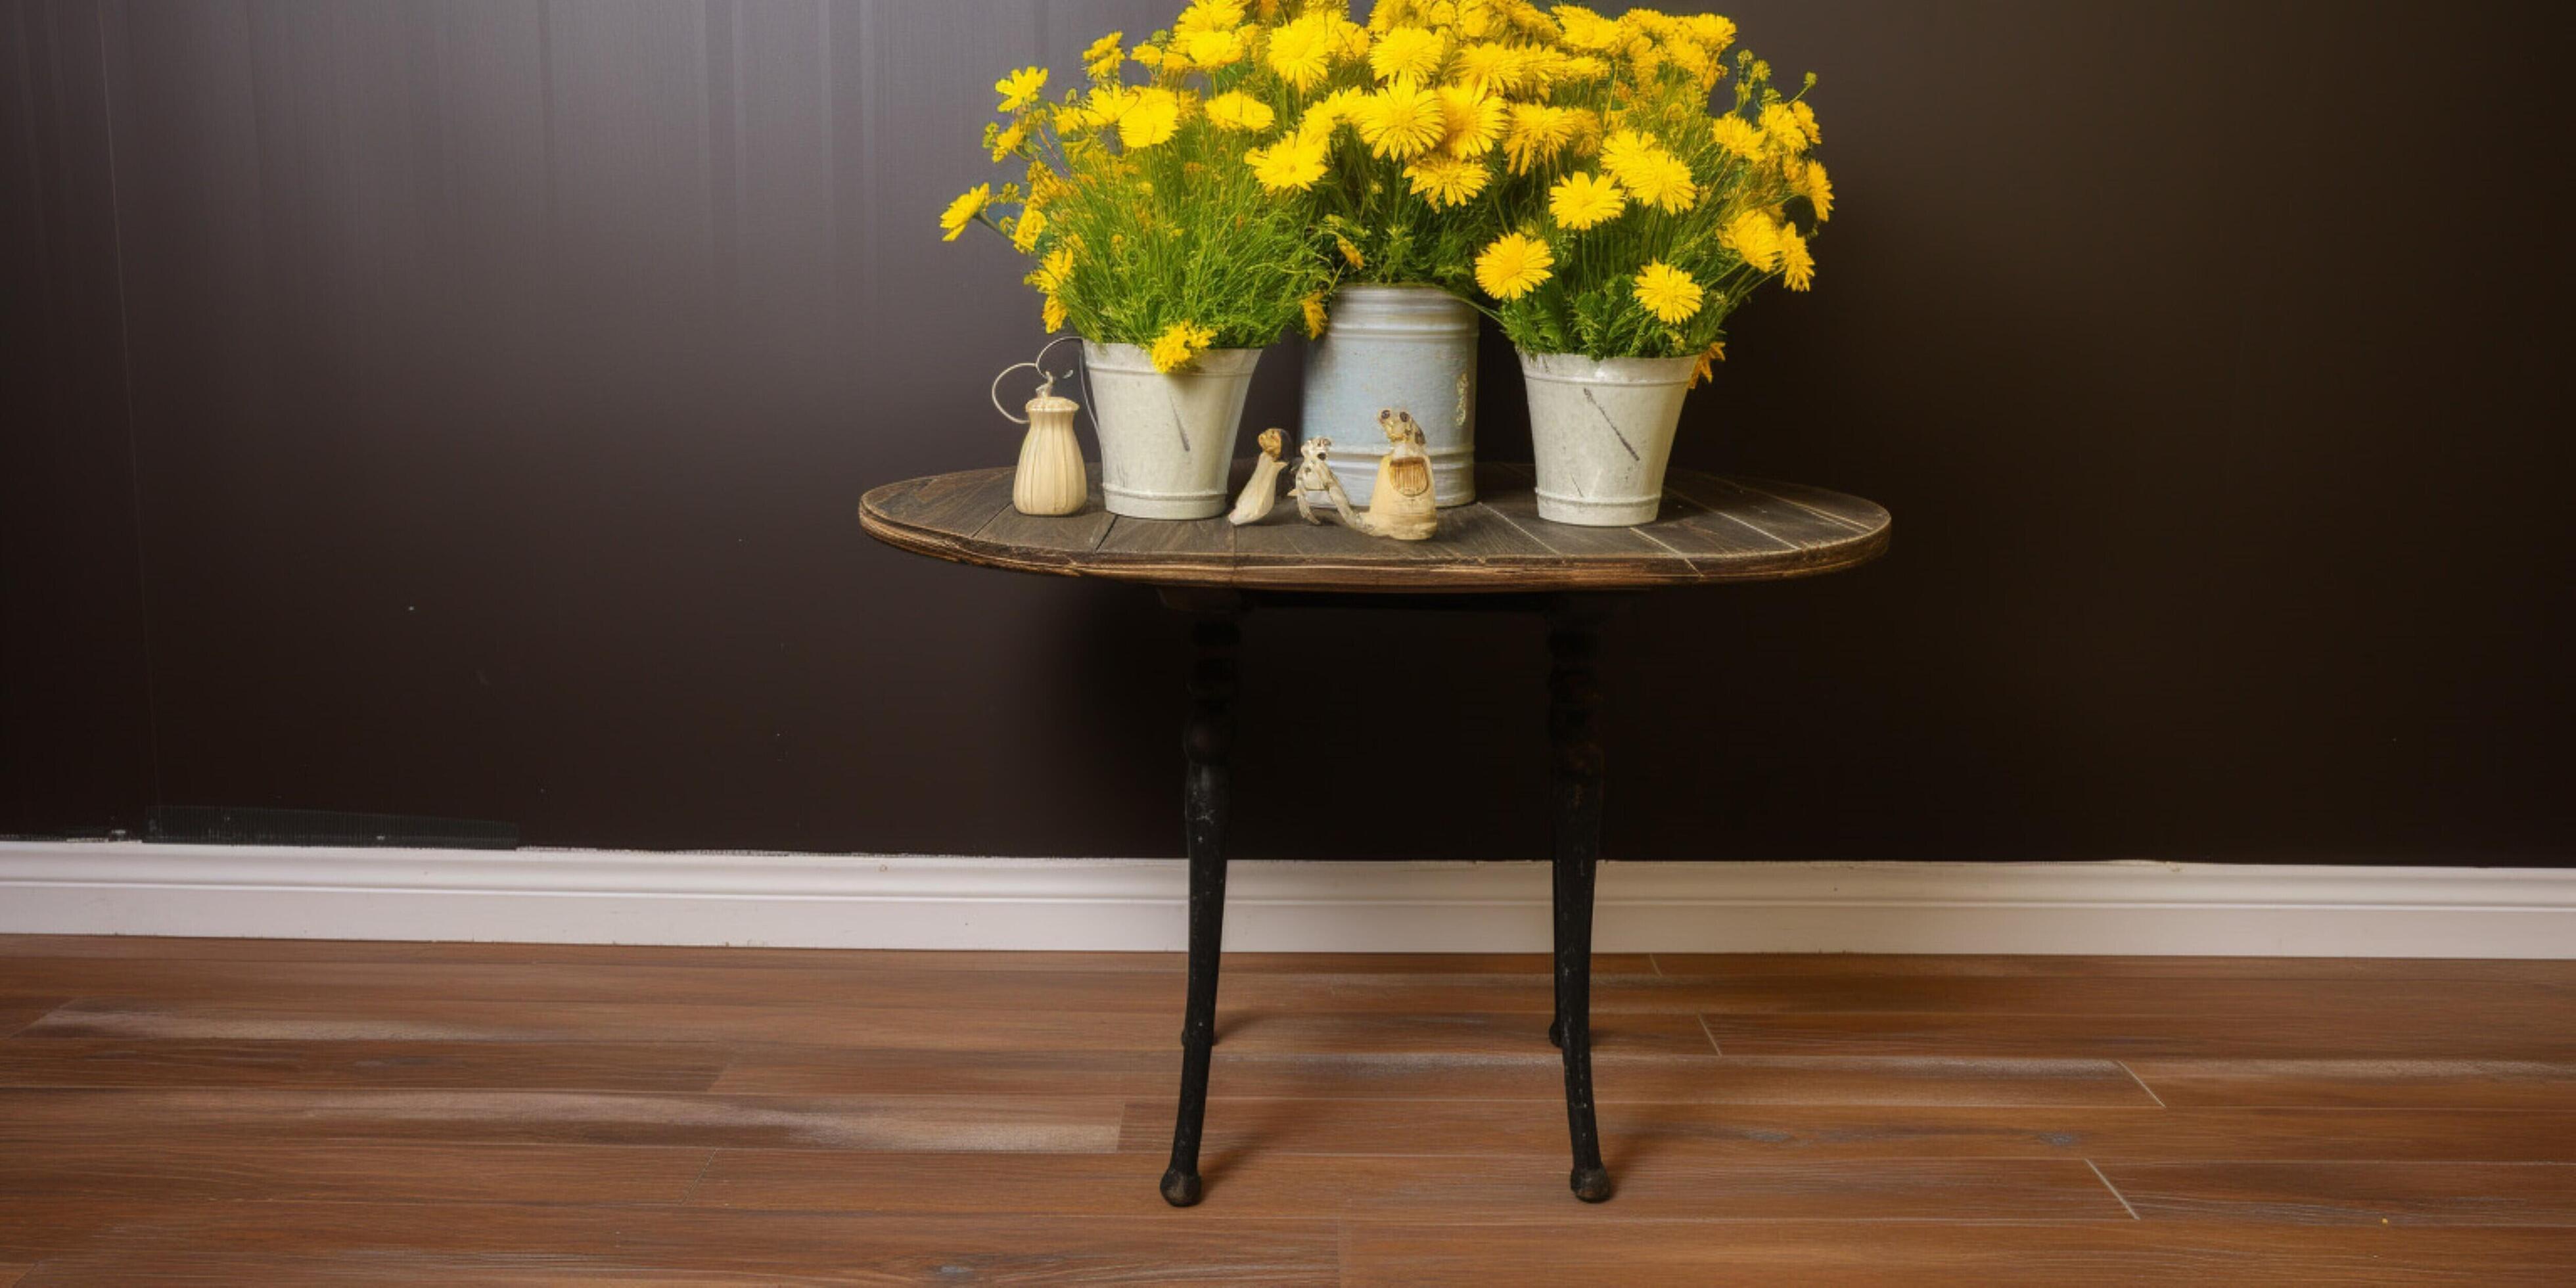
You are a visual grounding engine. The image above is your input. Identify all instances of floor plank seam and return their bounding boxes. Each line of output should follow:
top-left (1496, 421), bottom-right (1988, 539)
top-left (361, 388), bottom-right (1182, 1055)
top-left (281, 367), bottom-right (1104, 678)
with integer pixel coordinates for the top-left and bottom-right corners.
top-left (2085, 1159), bottom-right (2141, 1220)
top-left (678, 1148), bottom-right (722, 1205)
top-left (2117, 1060), bottom-right (2167, 1107)
top-left (1697, 1014), bottom-right (1722, 1055)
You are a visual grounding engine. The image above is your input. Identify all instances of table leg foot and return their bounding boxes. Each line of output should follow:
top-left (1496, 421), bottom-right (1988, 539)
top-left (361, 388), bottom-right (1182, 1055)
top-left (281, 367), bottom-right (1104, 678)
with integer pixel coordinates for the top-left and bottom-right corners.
top-left (1570, 1165), bottom-right (1614, 1203)
top-left (1160, 1166), bottom-right (1205, 1208)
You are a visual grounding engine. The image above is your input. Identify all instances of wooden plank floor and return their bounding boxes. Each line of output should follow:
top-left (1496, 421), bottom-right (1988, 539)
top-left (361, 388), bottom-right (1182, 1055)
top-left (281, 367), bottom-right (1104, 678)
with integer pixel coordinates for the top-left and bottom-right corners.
top-left (3, 937), bottom-right (2575, 1284)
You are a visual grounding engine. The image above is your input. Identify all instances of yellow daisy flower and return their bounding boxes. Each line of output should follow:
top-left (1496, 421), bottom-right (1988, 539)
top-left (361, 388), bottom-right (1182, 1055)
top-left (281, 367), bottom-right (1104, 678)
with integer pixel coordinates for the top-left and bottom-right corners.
top-left (1721, 210), bottom-right (1780, 272)
top-left (1010, 206), bottom-right (1046, 252)
top-left (1084, 32), bottom-right (1126, 83)
top-left (1181, 27), bottom-right (1245, 70)
top-left (1368, 26), bottom-right (1446, 82)
top-left (1759, 103), bottom-right (1808, 156)
top-left (1174, 0), bottom-right (1245, 34)
top-left (1502, 103), bottom-right (1578, 173)
top-left (1598, 129), bottom-right (1661, 188)
top-left (1247, 134), bottom-right (1329, 192)
top-left (1437, 85), bottom-right (1506, 158)
top-left (1555, 6), bottom-right (1622, 50)
top-left (1778, 228), bottom-right (1816, 290)
top-left (1302, 291), bottom-right (1329, 340)
top-left (1711, 115), bottom-right (1761, 160)
top-left (1027, 246), bottom-right (1074, 294)
top-left (938, 184), bottom-right (990, 241)
top-left (1547, 171), bottom-right (1626, 230)
top-left (1266, 17), bottom-right (1335, 91)
top-left (1404, 155), bottom-right (1491, 207)
top-left (1795, 160), bottom-right (1833, 221)
top-left (1453, 40), bottom-right (1534, 95)
top-left (1147, 321), bottom-right (1218, 373)
top-left (1625, 151), bottom-right (1697, 212)
top-left (1632, 262), bottom-right (1703, 323)
top-left (1355, 80), bottom-right (1446, 160)
top-left (1205, 91), bottom-right (1276, 133)
top-left (1118, 88), bottom-right (1182, 149)
top-left (1042, 293), bottom-right (1068, 333)
top-left (994, 67), bottom-right (1048, 114)
top-left (1473, 232), bottom-right (1553, 300)
top-left (1335, 235), bottom-right (1366, 270)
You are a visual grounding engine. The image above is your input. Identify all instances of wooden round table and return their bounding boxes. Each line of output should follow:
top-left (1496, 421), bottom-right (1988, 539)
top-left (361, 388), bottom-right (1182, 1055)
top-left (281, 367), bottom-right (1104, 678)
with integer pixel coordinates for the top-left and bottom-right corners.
top-left (861, 462), bottom-right (1891, 1206)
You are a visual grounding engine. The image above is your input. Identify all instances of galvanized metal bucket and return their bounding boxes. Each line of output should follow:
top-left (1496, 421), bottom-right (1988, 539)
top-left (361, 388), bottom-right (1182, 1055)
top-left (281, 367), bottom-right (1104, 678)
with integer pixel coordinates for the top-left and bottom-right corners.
top-left (1519, 351), bottom-right (1697, 527)
top-left (1082, 342), bottom-right (1261, 520)
top-left (1302, 285), bottom-right (1477, 506)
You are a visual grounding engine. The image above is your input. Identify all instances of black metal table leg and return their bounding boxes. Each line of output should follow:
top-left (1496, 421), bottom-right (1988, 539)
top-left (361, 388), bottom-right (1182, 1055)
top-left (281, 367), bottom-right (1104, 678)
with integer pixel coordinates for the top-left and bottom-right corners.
top-left (1160, 607), bottom-right (1237, 1208)
top-left (1548, 596), bottom-right (1615, 1203)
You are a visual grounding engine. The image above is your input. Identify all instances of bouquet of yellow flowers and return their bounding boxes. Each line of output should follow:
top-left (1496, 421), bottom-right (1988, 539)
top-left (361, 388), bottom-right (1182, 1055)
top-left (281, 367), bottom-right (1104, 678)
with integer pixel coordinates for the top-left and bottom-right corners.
top-left (1461, 6), bottom-right (1830, 367)
top-left (944, 3), bottom-right (1335, 373)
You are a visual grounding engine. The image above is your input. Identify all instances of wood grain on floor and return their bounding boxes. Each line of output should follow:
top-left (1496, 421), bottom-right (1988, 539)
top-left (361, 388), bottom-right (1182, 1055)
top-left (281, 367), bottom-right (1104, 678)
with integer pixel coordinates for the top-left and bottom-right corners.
top-left (1, 934), bottom-right (2571, 1283)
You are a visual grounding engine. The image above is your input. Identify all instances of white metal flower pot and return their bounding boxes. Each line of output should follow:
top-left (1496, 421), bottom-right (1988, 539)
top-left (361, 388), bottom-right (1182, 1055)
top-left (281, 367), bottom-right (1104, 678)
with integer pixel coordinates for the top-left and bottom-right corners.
top-left (1302, 285), bottom-right (1477, 506)
top-left (1082, 342), bottom-right (1261, 520)
top-left (1519, 351), bottom-right (1697, 527)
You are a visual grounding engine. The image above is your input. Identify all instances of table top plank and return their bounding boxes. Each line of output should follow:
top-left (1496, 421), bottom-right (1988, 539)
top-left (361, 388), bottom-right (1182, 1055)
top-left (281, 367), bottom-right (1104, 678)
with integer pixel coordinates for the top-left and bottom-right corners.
top-left (862, 461), bottom-right (1888, 594)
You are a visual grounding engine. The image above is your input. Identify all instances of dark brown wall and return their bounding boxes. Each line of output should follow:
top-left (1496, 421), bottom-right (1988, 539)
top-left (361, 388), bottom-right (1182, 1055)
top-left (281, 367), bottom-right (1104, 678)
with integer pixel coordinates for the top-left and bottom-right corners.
top-left (5, 0), bottom-right (2570, 862)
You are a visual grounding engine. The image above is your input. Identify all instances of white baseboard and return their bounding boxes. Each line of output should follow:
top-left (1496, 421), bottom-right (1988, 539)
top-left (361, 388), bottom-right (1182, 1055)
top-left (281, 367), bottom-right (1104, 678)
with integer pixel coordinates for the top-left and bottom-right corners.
top-left (1, 842), bottom-right (2571, 957)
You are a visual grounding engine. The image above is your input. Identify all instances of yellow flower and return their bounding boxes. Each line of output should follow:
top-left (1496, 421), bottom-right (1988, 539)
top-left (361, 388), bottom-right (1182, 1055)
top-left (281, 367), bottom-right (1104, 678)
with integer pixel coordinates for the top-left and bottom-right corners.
top-left (1690, 339), bottom-right (1725, 388)
top-left (1759, 103), bottom-right (1808, 156)
top-left (1684, 14), bottom-right (1737, 53)
top-left (989, 117), bottom-right (1030, 162)
top-left (1473, 232), bottom-right (1553, 300)
top-left (1404, 155), bottom-right (1491, 207)
top-left (1084, 32), bottom-right (1126, 83)
top-left (1305, 87), bottom-right (1368, 132)
top-left (1181, 26), bottom-right (1245, 70)
top-left (995, 67), bottom-right (1048, 114)
top-left (1302, 291), bottom-right (1329, 340)
top-left (1147, 321), bottom-right (1218, 373)
top-left (1355, 80), bottom-right (1446, 160)
top-left (1266, 17), bottom-right (1335, 91)
top-left (1027, 246), bottom-right (1074, 293)
top-left (1711, 115), bottom-right (1761, 160)
top-left (1548, 171), bottom-right (1625, 230)
top-left (1555, 5), bottom-right (1622, 50)
top-left (1042, 293), bottom-right (1069, 333)
top-left (1010, 206), bottom-right (1046, 252)
top-left (1205, 91), bottom-right (1276, 133)
top-left (1174, 0), bottom-right (1245, 34)
top-left (1335, 234), bottom-right (1366, 269)
top-left (1453, 40), bottom-right (1534, 95)
top-left (1118, 88), bottom-right (1182, 149)
top-left (1721, 210), bottom-right (1780, 272)
top-left (1778, 227), bottom-right (1816, 290)
top-left (1368, 26), bottom-right (1445, 81)
top-left (1598, 129), bottom-right (1659, 187)
top-left (1502, 103), bottom-right (1578, 173)
top-left (1791, 101), bottom-right (1822, 145)
top-left (1632, 262), bottom-right (1703, 323)
top-left (1436, 85), bottom-right (1506, 158)
top-left (1794, 160), bottom-right (1833, 221)
top-left (938, 184), bottom-right (990, 241)
top-left (1625, 150), bottom-right (1697, 212)
top-left (1247, 133), bottom-right (1329, 191)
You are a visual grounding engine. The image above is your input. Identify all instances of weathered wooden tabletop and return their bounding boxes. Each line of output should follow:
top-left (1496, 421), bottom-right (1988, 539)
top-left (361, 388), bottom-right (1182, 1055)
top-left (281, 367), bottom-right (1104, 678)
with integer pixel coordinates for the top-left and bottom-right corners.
top-left (860, 462), bottom-right (1889, 593)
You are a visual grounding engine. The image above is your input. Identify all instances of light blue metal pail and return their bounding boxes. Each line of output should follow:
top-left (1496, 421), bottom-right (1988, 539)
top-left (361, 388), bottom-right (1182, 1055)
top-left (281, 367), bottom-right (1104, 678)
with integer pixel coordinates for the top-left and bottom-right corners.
top-left (1300, 284), bottom-right (1477, 506)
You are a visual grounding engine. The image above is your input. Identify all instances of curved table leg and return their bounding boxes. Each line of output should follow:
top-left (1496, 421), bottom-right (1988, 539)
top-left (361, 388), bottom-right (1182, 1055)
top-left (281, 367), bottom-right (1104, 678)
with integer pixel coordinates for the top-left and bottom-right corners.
top-left (1161, 610), bottom-right (1237, 1208)
top-left (1548, 598), bottom-right (1614, 1203)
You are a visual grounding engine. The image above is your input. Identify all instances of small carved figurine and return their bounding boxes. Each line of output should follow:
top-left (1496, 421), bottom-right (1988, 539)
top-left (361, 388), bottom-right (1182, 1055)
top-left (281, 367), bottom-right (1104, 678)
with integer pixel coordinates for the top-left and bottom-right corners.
top-left (1227, 428), bottom-right (1289, 526)
top-left (1359, 409), bottom-right (1437, 540)
top-left (1291, 436), bottom-right (1362, 526)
